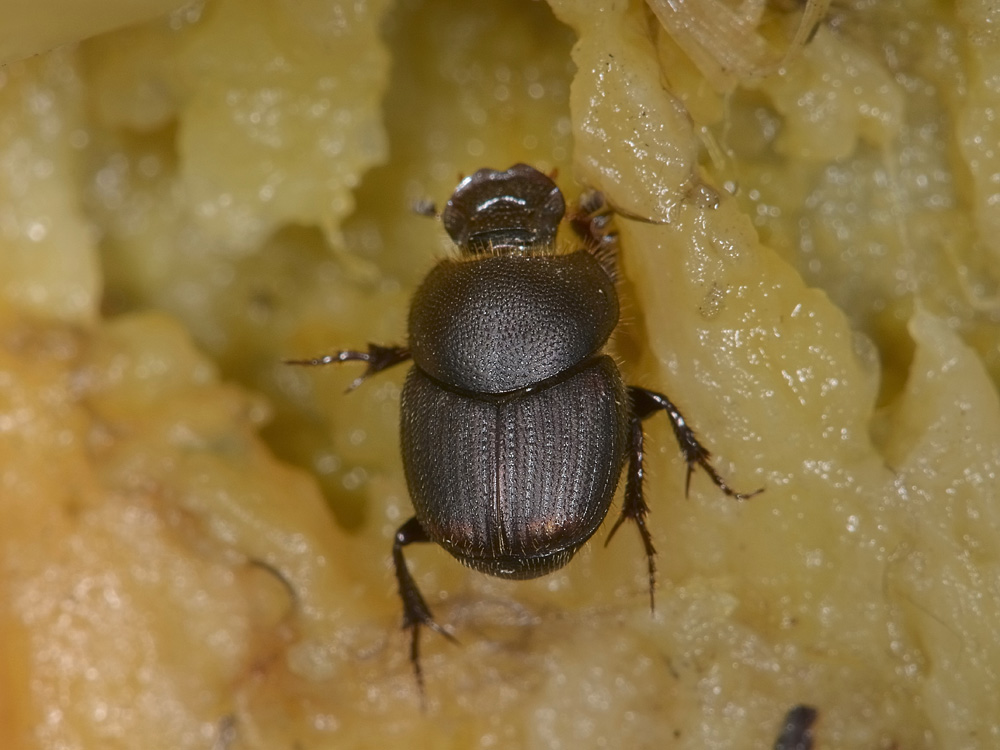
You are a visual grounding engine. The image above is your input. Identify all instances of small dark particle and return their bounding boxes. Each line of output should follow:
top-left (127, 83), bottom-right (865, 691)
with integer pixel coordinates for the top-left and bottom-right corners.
top-left (213, 715), bottom-right (237, 750)
top-left (774, 704), bottom-right (818, 750)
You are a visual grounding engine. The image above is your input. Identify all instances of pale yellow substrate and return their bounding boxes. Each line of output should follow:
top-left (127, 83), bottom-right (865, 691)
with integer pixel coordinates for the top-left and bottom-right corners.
top-left (0, 0), bottom-right (998, 748)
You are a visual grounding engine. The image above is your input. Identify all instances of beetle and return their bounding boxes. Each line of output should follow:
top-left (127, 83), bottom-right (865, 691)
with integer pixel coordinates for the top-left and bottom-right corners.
top-left (289, 164), bottom-right (758, 691)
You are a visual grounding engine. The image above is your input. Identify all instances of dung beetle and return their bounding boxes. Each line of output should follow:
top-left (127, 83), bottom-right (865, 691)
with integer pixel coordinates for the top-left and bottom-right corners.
top-left (289, 164), bottom-right (758, 692)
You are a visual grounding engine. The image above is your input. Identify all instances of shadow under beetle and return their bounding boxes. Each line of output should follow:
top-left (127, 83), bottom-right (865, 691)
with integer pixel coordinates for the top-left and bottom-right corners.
top-left (289, 164), bottom-right (759, 693)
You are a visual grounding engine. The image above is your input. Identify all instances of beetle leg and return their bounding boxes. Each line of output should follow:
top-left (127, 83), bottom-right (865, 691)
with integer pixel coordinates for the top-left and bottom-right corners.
top-left (568, 190), bottom-right (672, 273)
top-left (628, 386), bottom-right (762, 501)
top-left (606, 410), bottom-right (658, 612)
top-left (285, 343), bottom-right (410, 391)
top-left (392, 517), bottom-right (457, 697)
top-left (609, 387), bottom-right (760, 610)
top-left (568, 190), bottom-right (619, 277)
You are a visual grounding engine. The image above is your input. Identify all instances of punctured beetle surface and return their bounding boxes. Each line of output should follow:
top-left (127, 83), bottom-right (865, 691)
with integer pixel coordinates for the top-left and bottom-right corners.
top-left (288, 163), bottom-right (759, 695)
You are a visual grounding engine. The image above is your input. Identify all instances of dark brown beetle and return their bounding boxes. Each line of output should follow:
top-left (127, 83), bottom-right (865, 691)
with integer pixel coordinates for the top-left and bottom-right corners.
top-left (289, 164), bottom-right (758, 692)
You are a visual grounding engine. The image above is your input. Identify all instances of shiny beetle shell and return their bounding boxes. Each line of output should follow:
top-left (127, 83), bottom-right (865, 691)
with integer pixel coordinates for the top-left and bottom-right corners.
top-left (408, 250), bottom-right (619, 393)
top-left (287, 163), bottom-right (759, 695)
top-left (401, 355), bottom-right (628, 578)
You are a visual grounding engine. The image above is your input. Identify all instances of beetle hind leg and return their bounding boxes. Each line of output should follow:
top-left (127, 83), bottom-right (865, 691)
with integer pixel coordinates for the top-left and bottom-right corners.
top-left (609, 386), bottom-right (762, 611)
top-left (606, 411), bottom-right (658, 612)
top-left (392, 517), bottom-right (457, 698)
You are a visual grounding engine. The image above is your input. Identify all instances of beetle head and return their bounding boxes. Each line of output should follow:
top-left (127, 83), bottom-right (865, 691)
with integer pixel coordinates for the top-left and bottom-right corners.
top-left (442, 164), bottom-right (565, 254)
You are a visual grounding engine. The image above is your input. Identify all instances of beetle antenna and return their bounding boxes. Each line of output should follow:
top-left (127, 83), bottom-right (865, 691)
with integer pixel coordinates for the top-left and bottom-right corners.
top-left (609, 203), bottom-right (670, 225)
top-left (413, 198), bottom-right (438, 218)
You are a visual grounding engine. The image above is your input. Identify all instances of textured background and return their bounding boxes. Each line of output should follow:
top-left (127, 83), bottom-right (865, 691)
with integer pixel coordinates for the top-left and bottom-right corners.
top-left (0, 0), bottom-right (998, 747)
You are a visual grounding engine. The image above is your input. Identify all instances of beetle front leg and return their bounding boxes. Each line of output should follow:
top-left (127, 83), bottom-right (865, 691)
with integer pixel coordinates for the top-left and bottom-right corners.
top-left (568, 189), bottom-right (671, 274)
top-left (628, 386), bottom-right (761, 501)
top-left (568, 190), bottom-right (619, 277)
top-left (392, 517), bottom-right (457, 697)
top-left (286, 343), bottom-right (410, 391)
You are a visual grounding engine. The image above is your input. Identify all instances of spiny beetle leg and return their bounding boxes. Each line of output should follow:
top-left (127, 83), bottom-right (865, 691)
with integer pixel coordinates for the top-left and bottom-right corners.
top-left (568, 189), bottom-right (671, 268)
top-left (609, 386), bottom-right (763, 610)
top-left (392, 517), bottom-right (457, 701)
top-left (285, 343), bottom-right (410, 391)
top-left (628, 386), bottom-right (762, 501)
top-left (606, 412), bottom-right (658, 612)
top-left (568, 190), bottom-right (618, 276)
